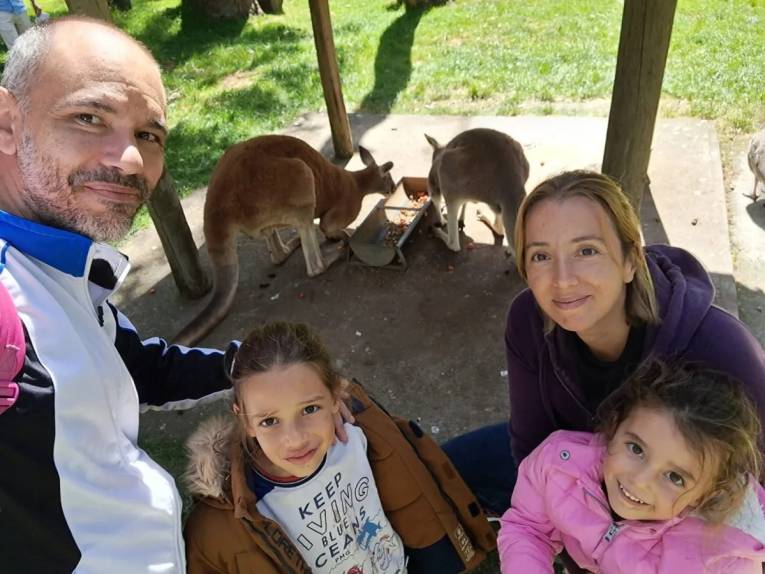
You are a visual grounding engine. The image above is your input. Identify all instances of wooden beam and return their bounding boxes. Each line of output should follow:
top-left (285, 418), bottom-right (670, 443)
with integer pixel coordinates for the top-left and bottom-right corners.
top-left (146, 169), bottom-right (211, 299)
top-left (64, 0), bottom-right (112, 20)
top-left (308, 0), bottom-right (354, 159)
top-left (602, 0), bottom-right (678, 210)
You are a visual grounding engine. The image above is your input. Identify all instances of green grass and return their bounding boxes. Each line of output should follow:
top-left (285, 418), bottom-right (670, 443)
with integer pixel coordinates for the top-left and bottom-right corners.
top-left (2, 0), bottom-right (764, 205)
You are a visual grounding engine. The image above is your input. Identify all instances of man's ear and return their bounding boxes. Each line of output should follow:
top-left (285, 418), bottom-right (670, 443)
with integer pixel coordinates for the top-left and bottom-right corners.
top-left (0, 88), bottom-right (20, 156)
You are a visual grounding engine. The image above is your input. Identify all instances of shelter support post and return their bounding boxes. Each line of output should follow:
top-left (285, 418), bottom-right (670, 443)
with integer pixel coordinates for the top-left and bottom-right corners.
top-left (146, 169), bottom-right (211, 299)
top-left (602, 0), bottom-right (678, 210)
top-left (308, 0), bottom-right (354, 160)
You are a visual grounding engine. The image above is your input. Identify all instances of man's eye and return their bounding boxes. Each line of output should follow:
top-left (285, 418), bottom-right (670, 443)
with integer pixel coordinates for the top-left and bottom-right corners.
top-left (138, 131), bottom-right (162, 145)
top-left (304, 405), bottom-right (321, 415)
top-left (259, 417), bottom-right (278, 428)
top-left (76, 114), bottom-right (102, 126)
top-left (626, 442), bottom-right (644, 457)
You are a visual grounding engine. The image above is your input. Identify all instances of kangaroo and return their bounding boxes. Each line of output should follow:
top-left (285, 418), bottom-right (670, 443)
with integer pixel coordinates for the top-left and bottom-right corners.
top-left (424, 128), bottom-right (529, 257)
top-left (173, 134), bottom-right (394, 346)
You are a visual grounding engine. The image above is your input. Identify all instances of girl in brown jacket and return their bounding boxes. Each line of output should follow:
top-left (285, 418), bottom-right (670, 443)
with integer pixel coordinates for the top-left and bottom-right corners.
top-left (183, 322), bottom-right (495, 574)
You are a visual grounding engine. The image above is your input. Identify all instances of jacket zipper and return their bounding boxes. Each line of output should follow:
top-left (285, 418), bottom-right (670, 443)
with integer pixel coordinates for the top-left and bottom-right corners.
top-left (582, 486), bottom-right (622, 547)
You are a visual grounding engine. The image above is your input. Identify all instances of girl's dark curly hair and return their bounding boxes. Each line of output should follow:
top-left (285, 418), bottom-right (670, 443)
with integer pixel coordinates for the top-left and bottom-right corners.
top-left (597, 358), bottom-right (762, 524)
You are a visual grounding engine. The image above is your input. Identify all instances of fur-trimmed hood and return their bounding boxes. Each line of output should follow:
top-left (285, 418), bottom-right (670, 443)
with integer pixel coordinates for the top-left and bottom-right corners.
top-left (184, 415), bottom-right (239, 500)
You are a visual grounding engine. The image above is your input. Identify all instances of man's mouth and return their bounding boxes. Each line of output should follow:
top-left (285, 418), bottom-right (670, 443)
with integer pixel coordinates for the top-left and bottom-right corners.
top-left (81, 182), bottom-right (143, 205)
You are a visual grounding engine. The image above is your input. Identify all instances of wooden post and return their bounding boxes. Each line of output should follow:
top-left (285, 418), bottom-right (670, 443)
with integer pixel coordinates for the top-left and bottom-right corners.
top-left (602, 0), bottom-right (677, 210)
top-left (65, 0), bottom-right (112, 20)
top-left (308, 0), bottom-right (354, 159)
top-left (146, 169), bottom-right (211, 299)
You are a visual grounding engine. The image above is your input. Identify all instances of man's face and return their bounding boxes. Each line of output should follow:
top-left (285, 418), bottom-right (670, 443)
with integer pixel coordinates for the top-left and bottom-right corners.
top-left (12, 24), bottom-right (167, 242)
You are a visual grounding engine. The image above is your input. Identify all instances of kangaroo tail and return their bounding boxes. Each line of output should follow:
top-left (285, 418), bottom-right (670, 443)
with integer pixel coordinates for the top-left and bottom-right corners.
top-left (172, 222), bottom-right (239, 347)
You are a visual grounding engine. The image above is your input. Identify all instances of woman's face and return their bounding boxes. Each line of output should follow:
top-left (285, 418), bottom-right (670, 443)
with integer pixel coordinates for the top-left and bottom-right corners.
top-left (523, 196), bottom-right (636, 341)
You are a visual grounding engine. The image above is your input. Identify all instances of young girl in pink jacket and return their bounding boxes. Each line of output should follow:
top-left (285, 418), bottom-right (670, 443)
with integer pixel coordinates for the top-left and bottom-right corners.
top-left (499, 359), bottom-right (765, 573)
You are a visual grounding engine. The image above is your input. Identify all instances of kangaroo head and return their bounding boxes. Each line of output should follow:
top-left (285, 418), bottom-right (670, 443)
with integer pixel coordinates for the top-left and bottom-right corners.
top-left (359, 145), bottom-right (395, 195)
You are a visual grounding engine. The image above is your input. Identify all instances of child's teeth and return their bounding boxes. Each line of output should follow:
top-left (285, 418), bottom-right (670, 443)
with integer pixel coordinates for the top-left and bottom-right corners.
top-left (620, 483), bottom-right (646, 504)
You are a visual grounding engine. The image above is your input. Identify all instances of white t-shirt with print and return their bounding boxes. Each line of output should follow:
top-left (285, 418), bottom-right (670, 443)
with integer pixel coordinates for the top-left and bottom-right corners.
top-left (251, 423), bottom-right (407, 574)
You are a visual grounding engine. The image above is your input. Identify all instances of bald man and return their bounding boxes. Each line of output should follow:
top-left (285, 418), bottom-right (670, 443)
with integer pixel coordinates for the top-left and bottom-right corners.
top-left (0, 18), bottom-right (232, 573)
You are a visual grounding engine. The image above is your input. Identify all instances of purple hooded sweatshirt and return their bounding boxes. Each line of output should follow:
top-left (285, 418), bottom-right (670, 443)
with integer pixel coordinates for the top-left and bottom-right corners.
top-left (505, 244), bottom-right (765, 465)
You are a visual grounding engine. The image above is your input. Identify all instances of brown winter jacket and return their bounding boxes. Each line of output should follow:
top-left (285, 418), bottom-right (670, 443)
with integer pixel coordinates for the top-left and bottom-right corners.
top-left (183, 382), bottom-right (496, 573)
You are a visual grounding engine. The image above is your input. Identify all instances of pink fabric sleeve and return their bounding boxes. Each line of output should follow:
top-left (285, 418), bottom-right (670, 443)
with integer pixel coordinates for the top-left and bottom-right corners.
top-left (497, 440), bottom-right (562, 573)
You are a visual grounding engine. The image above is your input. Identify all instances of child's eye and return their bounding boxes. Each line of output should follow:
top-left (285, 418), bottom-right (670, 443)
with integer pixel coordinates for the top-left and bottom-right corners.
top-left (303, 404), bottom-right (321, 415)
top-left (579, 246), bottom-right (599, 256)
top-left (626, 442), bottom-right (644, 457)
top-left (259, 417), bottom-right (278, 428)
top-left (666, 471), bottom-right (685, 488)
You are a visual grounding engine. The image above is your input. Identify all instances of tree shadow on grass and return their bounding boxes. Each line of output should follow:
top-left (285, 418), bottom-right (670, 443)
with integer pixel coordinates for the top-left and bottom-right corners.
top-left (357, 5), bottom-right (427, 114)
top-left (318, 4), bottom-right (436, 162)
top-left (126, 4), bottom-right (308, 72)
top-left (166, 62), bottom-right (315, 191)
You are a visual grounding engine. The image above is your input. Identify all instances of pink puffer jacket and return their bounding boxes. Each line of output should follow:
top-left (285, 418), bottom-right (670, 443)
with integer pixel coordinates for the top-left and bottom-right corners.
top-left (499, 430), bottom-right (765, 573)
top-left (0, 279), bottom-right (24, 415)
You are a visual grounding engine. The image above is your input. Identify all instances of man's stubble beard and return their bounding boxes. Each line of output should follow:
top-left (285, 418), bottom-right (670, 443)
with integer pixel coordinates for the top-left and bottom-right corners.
top-left (16, 132), bottom-right (151, 243)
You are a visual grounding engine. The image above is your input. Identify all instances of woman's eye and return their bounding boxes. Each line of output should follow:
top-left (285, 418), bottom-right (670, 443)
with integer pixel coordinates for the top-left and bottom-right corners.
top-left (579, 246), bottom-right (599, 256)
top-left (627, 442), bottom-right (644, 457)
top-left (259, 417), bottom-right (278, 428)
top-left (304, 404), bottom-right (321, 415)
top-left (529, 252), bottom-right (548, 263)
top-left (666, 472), bottom-right (685, 488)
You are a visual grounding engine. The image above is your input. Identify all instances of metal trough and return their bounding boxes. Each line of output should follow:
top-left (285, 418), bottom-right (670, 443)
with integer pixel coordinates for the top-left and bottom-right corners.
top-left (349, 177), bottom-right (431, 269)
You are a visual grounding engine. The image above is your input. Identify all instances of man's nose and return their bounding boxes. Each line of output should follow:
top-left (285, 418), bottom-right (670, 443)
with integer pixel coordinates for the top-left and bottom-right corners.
top-left (101, 131), bottom-right (144, 175)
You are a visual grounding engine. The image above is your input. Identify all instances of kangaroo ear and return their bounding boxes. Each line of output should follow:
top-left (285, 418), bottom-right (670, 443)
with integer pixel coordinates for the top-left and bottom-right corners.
top-left (424, 133), bottom-right (440, 151)
top-left (380, 161), bottom-right (393, 173)
top-left (358, 145), bottom-right (375, 167)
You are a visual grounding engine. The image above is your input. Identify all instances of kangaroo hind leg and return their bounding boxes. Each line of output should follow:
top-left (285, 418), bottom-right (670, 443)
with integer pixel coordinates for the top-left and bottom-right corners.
top-left (265, 229), bottom-right (300, 265)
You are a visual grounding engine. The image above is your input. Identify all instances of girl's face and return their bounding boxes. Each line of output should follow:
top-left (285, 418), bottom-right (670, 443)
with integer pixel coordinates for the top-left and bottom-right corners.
top-left (523, 196), bottom-right (636, 341)
top-left (235, 363), bottom-right (339, 479)
top-left (602, 406), bottom-right (715, 521)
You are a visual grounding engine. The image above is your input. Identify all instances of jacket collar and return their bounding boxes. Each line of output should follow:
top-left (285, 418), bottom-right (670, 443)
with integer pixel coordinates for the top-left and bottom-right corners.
top-left (0, 210), bottom-right (130, 292)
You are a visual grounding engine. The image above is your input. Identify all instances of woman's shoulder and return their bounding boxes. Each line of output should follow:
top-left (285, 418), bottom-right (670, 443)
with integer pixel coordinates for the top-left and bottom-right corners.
top-left (685, 306), bottom-right (764, 379)
top-left (506, 288), bottom-right (544, 339)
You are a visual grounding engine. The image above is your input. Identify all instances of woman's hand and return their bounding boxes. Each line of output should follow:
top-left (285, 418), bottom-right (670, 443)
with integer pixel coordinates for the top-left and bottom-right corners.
top-left (334, 377), bottom-right (355, 443)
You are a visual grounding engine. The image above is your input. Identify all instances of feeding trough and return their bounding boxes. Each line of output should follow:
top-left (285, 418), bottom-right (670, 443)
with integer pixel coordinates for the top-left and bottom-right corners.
top-left (349, 177), bottom-right (431, 269)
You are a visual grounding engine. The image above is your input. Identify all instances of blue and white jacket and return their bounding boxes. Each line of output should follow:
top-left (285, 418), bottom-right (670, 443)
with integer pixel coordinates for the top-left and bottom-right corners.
top-left (0, 210), bottom-right (231, 573)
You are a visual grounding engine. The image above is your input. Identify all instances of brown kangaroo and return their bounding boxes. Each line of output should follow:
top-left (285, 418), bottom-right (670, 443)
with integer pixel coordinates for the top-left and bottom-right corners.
top-left (173, 135), bottom-right (394, 346)
top-left (425, 128), bottom-right (529, 257)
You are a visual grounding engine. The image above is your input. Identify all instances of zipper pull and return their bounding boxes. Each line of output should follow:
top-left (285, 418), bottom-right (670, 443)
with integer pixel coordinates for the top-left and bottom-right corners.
top-left (604, 523), bottom-right (620, 542)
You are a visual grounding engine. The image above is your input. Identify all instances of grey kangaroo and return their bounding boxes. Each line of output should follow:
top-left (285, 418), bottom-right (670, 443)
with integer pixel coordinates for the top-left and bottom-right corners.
top-left (425, 128), bottom-right (529, 257)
